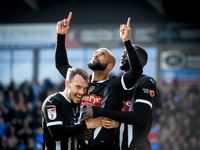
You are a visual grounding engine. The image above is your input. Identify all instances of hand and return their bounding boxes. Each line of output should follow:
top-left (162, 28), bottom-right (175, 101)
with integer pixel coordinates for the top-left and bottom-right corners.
top-left (76, 130), bottom-right (93, 141)
top-left (86, 117), bottom-right (103, 129)
top-left (102, 117), bottom-right (119, 129)
top-left (81, 105), bottom-right (94, 122)
top-left (120, 17), bottom-right (131, 41)
top-left (57, 12), bottom-right (72, 34)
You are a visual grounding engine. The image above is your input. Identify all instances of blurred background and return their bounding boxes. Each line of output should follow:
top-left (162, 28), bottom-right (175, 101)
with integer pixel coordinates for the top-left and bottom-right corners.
top-left (0, 0), bottom-right (200, 149)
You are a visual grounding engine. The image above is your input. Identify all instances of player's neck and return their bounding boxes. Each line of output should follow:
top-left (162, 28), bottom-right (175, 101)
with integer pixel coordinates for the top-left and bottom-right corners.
top-left (91, 70), bottom-right (108, 82)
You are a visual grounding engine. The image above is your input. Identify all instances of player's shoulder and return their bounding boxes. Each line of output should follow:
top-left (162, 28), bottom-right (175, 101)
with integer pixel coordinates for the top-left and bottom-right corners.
top-left (108, 75), bottom-right (118, 81)
top-left (43, 93), bottom-right (62, 106)
top-left (107, 75), bottom-right (120, 86)
top-left (138, 74), bottom-right (157, 87)
top-left (140, 74), bottom-right (156, 82)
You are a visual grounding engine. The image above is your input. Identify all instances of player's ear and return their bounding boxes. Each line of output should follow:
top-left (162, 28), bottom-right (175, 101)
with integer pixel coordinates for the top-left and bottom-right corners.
top-left (107, 63), bottom-right (114, 70)
top-left (65, 80), bottom-right (69, 88)
top-left (139, 58), bottom-right (145, 67)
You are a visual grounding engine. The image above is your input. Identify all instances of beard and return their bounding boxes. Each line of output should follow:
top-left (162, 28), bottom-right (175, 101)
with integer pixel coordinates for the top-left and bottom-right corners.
top-left (119, 60), bottom-right (130, 71)
top-left (88, 60), bottom-right (108, 71)
top-left (68, 88), bottom-right (76, 104)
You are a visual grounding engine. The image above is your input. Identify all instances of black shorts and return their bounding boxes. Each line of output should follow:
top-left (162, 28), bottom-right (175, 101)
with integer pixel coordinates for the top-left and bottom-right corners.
top-left (78, 139), bottom-right (117, 150)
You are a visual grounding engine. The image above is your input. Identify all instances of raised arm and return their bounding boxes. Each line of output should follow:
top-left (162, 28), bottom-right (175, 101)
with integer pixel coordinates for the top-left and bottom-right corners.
top-left (55, 12), bottom-right (73, 79)
top-left (120, 18), bottom-right (143, 89)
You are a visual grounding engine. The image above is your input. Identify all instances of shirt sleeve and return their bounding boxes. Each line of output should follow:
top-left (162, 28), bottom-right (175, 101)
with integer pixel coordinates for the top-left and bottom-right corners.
top-left (93, 105), bottom-right (149, 126)
top-left (55, 34), bottom-right (72, 79)
top-left (42, 96), bottom-right (64, 127)
top-left (93, 76), bottom-right (157, 126)
top-left (48, 123), bottom-right (87, 141)
top-left (42, 96), bottom-right (87, 141)
top-left (135, 76), bottom-right (157, 108)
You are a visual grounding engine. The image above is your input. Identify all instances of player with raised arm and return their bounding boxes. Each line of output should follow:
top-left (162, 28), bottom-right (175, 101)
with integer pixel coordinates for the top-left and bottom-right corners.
top-left (55, 12), bottom-right (143, 150)
top-left (82, 45), bottom-right (158, 150)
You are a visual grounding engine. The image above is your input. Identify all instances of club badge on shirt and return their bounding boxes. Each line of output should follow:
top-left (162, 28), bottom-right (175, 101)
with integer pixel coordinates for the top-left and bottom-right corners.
top-left (47, 108), bottom-right (57, 120)
top-left (88, 86), bottom-right (95, 93)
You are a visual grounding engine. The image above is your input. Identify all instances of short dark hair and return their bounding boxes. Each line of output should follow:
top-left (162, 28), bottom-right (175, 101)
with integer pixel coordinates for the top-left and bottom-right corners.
top-left (133, 44), bottom-right (148, 67)
top-left (66, 67), bottom-right (90, 82)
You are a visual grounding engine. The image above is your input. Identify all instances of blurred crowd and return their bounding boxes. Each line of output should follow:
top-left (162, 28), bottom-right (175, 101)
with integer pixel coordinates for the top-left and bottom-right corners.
top-left (0, 78), bottom-right (63, 150)
top-left (150, 85), bottom-right (200, 150)
top-left (0, 78), bottom-right (200, 150)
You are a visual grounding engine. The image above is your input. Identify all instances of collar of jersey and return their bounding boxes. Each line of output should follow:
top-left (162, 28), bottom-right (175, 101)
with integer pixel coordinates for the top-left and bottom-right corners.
top-left (59, 91), bottom-right (71, 103)
top-left (91, 78), bottom-right (109, 83)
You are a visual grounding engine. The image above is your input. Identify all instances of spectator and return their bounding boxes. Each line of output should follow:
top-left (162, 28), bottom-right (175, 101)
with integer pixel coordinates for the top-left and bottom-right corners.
top-left (0, 79), bottom-right (199, 150)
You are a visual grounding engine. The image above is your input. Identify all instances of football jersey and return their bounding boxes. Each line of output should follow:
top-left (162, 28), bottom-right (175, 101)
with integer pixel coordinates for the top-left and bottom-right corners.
top-left (88, 75), bottom-right (157, 150)
top-left (42, 92), bottom-right (86, 150)
top-left (55, 34), bottom-right (143, 149)
top-left (80, 77), bottom-right (127, 146)
top-left (119, 75), bottom-right (157, 150)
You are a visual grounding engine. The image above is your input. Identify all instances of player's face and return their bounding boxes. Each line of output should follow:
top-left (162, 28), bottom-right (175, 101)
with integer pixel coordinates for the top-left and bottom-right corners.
top-left (119, 49), bottom-right (130, 72)
top-left (88, 48), bottom-right (109, 71)
top-left (67, 74), bottom-right (89, 104)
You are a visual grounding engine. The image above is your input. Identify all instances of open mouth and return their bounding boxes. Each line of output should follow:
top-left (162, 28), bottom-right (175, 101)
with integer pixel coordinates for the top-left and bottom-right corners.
top-left (75, 95), bottom-right (82, 101)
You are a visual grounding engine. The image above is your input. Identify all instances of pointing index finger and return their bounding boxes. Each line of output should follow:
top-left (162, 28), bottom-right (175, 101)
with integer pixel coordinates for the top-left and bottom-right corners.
top-left (67, 12), bottom-right (72, 22)
top-left (127, 17), bottom-right (131, 27)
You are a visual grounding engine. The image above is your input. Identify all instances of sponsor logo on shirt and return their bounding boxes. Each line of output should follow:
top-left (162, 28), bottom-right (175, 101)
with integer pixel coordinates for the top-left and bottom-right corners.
top-left (150, 78), bottom-right (155, 84)
top-left (142, 88), bottom-right (155, 98)
top-left (121, 99), bottom-right (131, 112)
top-left (47, 99), bottom-right (53, 104)
top-left (80, 94), bottom-right (103, 106)
top-left (47, 108), bottom-right (57, 120)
